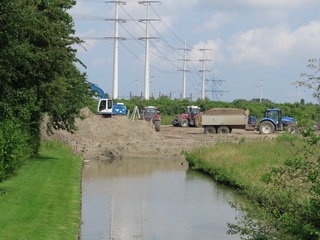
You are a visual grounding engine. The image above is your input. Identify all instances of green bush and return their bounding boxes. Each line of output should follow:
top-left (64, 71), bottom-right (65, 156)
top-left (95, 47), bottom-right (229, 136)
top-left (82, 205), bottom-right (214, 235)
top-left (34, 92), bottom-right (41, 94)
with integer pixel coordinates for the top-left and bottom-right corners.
top-left (0, 119), bottom-right (31, 182)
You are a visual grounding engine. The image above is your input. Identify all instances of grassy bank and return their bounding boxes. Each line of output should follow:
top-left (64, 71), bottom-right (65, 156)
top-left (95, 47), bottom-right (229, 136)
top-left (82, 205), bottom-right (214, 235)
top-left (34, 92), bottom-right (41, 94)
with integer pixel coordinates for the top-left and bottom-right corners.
top-left (184, 136), bottom-right (293, 188)
top-left (184, 134), bottom-right (320, 239)
top-left (0, 141), bottom-right (82, 240)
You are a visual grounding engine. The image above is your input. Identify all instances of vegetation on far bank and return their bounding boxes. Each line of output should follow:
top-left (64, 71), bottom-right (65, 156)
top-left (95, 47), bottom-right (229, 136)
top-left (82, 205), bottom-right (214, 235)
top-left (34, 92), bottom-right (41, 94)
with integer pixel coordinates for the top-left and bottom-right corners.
top-left (0, 141), bottom-right (82, 240)
top-left (86, 97), bottom-right (319, 126)
top-left (184, 131), bottom-right (320, 240)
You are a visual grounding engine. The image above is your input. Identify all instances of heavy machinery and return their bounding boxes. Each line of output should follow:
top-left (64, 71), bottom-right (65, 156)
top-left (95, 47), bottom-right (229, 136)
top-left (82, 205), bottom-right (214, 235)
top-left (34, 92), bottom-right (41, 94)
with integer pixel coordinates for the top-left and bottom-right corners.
top-left (172, 106), bottom-right (201, 127)
top-left (97, 99), bottom-right (127, 117)
top-left (140, 106), bottom-right (161, 132)
top-left (198, 108), bottom-right (254, 134)
top-left (91, 83), bottom-right (127, 117)
top-left (90, 83), bottom-right (107, 99)
top-left (259, 109), bottom-right (297, 134)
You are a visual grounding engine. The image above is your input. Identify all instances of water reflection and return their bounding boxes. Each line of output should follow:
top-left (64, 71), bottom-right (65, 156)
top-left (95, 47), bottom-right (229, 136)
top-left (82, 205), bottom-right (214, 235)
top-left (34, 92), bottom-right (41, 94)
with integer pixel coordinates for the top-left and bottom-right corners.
top-left (81, 159), bottom-right (240, 240)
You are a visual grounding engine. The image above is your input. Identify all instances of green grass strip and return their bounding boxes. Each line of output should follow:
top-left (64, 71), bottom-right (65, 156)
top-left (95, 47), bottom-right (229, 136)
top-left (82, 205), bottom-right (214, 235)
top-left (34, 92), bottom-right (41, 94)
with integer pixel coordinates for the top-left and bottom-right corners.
top-left (0, 141), bottom-right (82, 240)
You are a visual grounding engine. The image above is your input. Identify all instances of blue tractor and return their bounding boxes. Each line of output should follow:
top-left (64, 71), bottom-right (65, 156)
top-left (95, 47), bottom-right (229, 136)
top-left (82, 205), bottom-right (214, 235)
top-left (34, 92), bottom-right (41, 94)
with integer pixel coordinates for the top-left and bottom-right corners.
top-left (259, 109), bottom-right (297, 134)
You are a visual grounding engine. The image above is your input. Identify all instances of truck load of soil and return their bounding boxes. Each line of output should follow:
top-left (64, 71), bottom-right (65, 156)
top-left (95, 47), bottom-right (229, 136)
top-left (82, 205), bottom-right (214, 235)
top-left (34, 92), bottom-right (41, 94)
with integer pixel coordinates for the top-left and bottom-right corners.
top-left (203, 108), bottom-right (245, 115)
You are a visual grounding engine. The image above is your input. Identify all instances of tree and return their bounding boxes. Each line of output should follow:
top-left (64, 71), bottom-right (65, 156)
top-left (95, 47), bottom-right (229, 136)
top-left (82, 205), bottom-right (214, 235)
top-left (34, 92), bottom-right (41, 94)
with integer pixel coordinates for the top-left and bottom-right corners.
top-left (299, 58), bottom-right (320, 103)
top-left (0, 0), bottom-right (92, 180)
top-left (0, 0), bottom-right (92, 144)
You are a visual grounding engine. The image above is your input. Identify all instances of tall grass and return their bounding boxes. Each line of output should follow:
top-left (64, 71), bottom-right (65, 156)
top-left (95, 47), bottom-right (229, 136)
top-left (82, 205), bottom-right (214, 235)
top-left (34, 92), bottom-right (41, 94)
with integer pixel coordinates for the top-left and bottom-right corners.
top-left (184, 136), bottom-right (297, 188)
top-left (0, 141), bottom-right (82, 240)
top-left (184, 134), bottom-right (316, 239)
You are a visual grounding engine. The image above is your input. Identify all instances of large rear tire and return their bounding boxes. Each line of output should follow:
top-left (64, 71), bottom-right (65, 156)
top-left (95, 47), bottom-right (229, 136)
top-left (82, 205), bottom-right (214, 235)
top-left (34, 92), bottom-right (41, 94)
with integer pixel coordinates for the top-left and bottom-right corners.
top-left (180, 118), bottom-right (189, 127)
top-left (204, 126), bottom-right (216, 134)
top-left (154, 121), bottom-right (160, 132)
top-left (217, 126), bottom-right (230, 134)
top-left (259, 121), bottom-right (275, 134)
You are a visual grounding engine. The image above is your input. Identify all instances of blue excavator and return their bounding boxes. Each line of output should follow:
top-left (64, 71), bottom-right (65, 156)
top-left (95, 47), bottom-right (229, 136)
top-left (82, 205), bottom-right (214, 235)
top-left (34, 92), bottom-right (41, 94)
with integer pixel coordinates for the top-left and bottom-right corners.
top-left (90, 83), bottom-right (126, 117)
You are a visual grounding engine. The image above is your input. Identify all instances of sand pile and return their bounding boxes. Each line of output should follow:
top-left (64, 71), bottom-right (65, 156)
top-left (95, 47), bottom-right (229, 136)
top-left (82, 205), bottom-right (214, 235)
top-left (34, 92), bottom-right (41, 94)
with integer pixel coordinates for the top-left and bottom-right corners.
top-left (41, 108), bottom-right (181, 161)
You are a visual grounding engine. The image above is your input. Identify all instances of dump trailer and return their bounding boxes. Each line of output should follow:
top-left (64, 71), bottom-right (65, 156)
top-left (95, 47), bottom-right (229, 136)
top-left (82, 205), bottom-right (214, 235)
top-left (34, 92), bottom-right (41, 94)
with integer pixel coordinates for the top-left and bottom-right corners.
top-left (198, 108), bottom-right (252, 134)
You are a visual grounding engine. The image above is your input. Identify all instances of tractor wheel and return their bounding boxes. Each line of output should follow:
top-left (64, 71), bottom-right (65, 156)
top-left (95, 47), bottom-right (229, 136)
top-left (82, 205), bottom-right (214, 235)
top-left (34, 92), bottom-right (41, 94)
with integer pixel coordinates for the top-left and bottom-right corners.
top-left (204, 126), bottom-right (216, 134)
top-left (286, 123), bottom-right (297, 134)
top-left (217, 126), bottom-right (230, 134)
top-left (180, 119), bottom-right (189, 127)
top-left (154, 121), bottom-right (161, 132)
top-left (259, 121), bottom-right (275, 134)
top-left (172, 119), bottom-right (178, 127)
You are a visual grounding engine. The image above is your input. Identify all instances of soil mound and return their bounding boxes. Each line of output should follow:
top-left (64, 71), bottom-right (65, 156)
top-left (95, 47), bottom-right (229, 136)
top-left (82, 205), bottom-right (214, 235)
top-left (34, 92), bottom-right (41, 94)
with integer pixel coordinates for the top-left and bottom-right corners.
top-left (203, 108), bottom-right (245, 115)
top-left (41, 108), bottom-right (180, 161)
top-left (42, 108), bottom-right (274, 161)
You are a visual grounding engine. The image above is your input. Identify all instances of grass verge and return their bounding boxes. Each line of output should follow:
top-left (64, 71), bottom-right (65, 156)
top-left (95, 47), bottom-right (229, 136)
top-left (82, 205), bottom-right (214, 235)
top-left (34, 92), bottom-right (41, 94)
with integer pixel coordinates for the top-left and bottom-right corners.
top-left (184, 133), bottom-right (320, 239)
top-left (0, 140), bottom-right (82, 240)
top-left (184, 136), bottom-right (294, 189)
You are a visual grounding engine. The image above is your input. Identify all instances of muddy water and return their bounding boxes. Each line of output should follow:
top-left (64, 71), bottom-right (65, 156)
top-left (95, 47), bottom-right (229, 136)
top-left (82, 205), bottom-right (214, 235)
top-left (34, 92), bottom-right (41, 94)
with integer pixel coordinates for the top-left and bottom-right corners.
top-left (81, 159), bottom-right (240, 240)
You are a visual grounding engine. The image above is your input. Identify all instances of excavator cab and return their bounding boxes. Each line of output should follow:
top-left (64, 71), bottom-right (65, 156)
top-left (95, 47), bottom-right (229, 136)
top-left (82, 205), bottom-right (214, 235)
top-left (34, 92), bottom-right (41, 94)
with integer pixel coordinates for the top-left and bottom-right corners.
top-left (98, 99), bottom-right (113, 117)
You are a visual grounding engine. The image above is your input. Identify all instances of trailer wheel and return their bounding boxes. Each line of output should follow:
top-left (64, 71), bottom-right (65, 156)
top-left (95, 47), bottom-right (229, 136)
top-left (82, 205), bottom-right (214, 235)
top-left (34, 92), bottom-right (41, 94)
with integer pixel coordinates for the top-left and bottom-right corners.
top-left (259, 121), bottom-right (275, 134)
top-left (204, 126), bottom-right (216, 134)
top-left (217, 126), bottom-right (230, 134)
top-left (180, 119), bottom-right (189, 127)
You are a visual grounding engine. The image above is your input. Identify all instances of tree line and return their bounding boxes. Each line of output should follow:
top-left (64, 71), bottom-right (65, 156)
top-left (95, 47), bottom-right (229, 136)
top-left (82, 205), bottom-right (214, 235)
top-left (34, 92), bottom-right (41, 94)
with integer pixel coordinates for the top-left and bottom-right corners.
top-left (117, 96), bottom-right (319, 127)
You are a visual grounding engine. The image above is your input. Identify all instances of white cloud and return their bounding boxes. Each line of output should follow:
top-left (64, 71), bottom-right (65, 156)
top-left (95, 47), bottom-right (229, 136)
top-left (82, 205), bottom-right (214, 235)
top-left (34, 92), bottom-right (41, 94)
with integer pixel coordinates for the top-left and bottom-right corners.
top-left (225, 21), bottom-right (320, 67)
top-left (195, 12), bottom-right (236, 32)
top-left (197, 0), bottom-right (320, 10)
top-left (160, 0), bottom-right (198, 10)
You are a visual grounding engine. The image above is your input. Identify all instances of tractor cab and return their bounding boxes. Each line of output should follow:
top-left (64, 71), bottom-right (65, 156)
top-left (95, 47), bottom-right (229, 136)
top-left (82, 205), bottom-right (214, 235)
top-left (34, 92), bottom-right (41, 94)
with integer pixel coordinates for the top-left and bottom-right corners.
top-left (140, 106), bottom-right (161, 121)
top-left (262, 109), bottom-right (283, 131)
top-left (187, 106), bottom-right (201, 117)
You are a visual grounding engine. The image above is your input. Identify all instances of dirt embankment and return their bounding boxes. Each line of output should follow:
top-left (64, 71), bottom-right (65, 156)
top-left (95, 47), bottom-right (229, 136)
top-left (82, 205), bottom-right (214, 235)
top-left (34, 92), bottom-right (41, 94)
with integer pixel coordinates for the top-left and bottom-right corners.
top-left (41, 108), bottom-right (277, 161)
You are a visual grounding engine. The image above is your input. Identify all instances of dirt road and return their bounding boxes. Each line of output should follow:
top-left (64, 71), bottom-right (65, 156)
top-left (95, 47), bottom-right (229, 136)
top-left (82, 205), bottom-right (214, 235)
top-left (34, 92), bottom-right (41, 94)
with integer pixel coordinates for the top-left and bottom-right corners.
top-left (42, 108), bottom-right (277, 161)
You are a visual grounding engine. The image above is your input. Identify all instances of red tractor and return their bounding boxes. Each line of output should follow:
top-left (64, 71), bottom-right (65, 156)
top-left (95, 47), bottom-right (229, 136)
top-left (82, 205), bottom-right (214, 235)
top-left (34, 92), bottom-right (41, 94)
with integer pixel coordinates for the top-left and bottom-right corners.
top-left (140, 106), bottom-right (161, 132)
top-left (172, 106), bottom-right (201, 127)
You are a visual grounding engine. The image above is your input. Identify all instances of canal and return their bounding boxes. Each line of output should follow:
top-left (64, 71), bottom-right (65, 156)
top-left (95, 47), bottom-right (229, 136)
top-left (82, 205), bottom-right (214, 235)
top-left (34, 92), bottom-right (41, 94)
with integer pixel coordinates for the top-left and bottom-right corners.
top-left (81, 159), bottom-right (241, 240)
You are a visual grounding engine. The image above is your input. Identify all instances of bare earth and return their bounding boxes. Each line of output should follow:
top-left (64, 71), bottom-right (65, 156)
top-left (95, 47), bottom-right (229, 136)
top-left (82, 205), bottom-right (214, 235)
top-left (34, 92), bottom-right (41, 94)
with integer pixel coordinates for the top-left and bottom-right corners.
top-left (41, 108), bottom-right (278, 161)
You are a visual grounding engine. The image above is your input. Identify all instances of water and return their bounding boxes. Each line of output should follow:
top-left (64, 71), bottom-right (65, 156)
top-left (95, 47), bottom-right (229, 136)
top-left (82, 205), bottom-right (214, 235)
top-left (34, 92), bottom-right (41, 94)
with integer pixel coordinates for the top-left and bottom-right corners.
top-left (81, 159), bottom-right (240, 240)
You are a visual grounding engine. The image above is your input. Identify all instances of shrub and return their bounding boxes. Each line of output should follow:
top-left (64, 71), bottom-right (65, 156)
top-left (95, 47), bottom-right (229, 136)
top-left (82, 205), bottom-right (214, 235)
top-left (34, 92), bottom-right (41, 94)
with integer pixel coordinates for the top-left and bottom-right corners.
top-left (0, 119), bottom-right (31, 181)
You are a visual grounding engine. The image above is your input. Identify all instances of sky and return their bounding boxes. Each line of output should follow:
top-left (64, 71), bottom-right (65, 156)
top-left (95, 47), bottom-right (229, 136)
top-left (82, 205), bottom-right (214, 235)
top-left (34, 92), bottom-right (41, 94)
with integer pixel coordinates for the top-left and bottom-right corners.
top-left (69, 0), bottom-right (320, 103)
